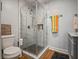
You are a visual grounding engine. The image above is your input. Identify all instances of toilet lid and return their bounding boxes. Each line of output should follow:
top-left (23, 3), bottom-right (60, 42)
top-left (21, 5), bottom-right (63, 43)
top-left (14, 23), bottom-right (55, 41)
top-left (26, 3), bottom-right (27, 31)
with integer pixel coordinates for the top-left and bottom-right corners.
top-left (4, 47), bottom-right (21, 55)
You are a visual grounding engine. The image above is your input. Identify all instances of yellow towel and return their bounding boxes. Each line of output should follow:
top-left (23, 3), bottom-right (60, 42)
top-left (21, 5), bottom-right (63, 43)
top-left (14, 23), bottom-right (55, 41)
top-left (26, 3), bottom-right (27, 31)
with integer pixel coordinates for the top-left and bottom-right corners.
top-left (51, 15), bottom-right (58, 32)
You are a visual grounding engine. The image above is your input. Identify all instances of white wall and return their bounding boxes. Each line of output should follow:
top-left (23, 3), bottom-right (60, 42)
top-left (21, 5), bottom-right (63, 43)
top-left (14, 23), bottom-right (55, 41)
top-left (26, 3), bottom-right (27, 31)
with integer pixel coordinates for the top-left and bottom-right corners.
top-left (1, 0), bottom-right (19, 46)
top-left (44, 0), bottom-right (78, 51)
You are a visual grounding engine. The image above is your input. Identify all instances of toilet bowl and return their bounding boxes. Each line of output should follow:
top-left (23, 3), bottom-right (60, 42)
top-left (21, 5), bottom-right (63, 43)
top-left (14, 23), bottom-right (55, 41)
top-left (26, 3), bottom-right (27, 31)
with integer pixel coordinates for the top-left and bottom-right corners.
top-left (4, 46), bottom-right (21, 59)
top-left (1, 35), bottom-right (22, 59)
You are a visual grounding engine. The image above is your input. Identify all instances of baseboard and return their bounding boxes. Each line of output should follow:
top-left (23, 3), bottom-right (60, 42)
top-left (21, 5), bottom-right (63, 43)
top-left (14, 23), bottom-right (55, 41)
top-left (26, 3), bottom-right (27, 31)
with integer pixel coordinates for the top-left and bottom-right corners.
top-left (48, 45), bottom-right (69, 55)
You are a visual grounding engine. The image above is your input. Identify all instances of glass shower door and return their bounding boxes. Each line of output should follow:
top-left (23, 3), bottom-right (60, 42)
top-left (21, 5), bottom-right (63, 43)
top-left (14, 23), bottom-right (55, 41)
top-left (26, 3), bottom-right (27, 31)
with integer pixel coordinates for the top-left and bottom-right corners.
top-left (20, 6), bottom-right (34, 52)
top-left (20, 0), bottom-right (47, 56)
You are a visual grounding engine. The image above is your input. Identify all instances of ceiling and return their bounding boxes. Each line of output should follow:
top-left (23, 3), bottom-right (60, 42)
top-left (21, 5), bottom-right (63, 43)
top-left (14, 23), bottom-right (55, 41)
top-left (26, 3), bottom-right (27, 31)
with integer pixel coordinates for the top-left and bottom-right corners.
top-left (37, 0), bottom-right (52, 4)
top-left (24, 0), bottom-right (53, 9)
top-left (25, 0), bottom-right (53, 5)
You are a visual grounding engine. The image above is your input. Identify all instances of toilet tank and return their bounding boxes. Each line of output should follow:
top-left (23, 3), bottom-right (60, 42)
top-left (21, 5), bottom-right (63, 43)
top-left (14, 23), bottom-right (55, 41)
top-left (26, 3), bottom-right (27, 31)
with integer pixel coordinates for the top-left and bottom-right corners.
top-left (1, 35), bottom-right (15, 49)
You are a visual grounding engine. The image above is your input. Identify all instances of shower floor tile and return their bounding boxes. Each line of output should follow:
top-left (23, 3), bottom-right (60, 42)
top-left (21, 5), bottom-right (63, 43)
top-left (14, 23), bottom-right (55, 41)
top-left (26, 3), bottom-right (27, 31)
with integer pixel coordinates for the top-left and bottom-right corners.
top-left (23, 44), bottom-right (44, 55)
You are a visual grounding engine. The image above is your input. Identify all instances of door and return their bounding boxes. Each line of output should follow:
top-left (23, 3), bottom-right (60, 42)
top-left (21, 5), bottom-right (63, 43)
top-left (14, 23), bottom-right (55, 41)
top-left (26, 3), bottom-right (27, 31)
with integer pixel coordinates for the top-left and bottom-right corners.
top-left (0, 0), bottom-right (2, 59)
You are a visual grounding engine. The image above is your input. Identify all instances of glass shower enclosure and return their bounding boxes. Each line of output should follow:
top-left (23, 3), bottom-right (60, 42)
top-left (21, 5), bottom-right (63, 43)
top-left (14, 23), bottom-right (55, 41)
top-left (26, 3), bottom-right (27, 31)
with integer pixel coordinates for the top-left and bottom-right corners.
top-left (20, 0), bottom-right (47, 56)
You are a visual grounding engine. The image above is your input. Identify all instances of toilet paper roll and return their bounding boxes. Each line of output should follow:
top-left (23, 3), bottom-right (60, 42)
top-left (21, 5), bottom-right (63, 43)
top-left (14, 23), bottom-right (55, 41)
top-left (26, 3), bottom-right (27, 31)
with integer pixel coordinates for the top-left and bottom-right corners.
top-left (19, 38), bottom-right (23, 46)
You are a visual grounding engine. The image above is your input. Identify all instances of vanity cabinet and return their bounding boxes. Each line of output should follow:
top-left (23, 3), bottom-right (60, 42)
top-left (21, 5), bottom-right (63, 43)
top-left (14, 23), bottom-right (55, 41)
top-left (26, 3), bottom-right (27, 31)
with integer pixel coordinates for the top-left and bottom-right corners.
top-left (68, 32), bottom-right (78, 59)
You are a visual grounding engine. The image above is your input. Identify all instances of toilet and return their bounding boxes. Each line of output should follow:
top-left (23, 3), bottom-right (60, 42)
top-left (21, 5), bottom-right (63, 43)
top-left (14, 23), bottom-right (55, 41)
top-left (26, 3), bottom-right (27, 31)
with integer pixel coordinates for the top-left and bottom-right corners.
top-left (1, 35), bottom-right (22, 59)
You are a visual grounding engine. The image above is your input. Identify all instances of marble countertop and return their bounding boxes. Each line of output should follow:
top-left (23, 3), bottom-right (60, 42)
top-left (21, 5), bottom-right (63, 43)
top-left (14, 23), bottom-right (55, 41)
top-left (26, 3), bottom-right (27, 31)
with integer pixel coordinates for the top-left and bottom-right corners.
top-left (68, 32), bottom-right (78, 37)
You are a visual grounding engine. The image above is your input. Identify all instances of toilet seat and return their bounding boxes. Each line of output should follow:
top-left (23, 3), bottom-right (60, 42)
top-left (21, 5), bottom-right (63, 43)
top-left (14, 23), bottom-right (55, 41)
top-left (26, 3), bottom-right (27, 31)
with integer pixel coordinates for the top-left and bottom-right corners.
top-left (4, 46), bottom-right (21, 58)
